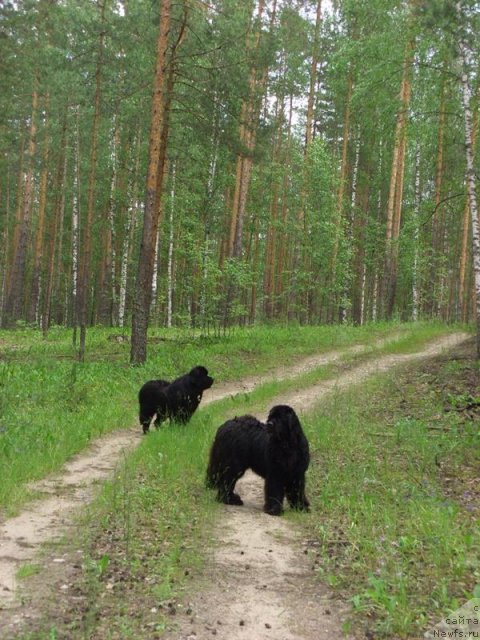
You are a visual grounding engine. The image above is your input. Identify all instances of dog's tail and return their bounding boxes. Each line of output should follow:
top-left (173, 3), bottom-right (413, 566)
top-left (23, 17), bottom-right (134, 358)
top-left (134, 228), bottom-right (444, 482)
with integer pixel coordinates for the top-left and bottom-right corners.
top-left (205, 453), bottom-right (218, 488)
top-left (205, 452), bottom-right (220, 489)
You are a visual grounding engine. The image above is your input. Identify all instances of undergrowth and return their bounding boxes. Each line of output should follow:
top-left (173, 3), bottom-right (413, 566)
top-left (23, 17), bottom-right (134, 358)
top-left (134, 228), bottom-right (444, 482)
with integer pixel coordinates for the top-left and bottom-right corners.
top-left (302, 340), bottom-right (480, 638)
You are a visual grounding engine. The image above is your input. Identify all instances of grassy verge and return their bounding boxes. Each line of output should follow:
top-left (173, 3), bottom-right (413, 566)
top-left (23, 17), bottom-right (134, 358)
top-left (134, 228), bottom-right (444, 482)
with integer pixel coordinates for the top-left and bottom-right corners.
top-left (301, 339), bottom-right (480, 638)
top-left (0, 321), bottom-right (457, 515)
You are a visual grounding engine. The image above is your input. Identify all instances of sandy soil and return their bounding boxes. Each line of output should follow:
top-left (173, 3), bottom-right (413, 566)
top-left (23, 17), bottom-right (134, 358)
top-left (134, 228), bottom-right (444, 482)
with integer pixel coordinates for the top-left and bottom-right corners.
top-left (0, 331), bottom-right (470, 639)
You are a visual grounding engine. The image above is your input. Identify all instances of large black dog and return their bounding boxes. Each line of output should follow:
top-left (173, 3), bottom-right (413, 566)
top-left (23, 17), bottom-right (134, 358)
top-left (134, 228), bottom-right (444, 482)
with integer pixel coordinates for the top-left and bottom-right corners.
top-left (206, 405), bottom-right (310, 516)
top-left (139, 366), bottom-right (214, 434)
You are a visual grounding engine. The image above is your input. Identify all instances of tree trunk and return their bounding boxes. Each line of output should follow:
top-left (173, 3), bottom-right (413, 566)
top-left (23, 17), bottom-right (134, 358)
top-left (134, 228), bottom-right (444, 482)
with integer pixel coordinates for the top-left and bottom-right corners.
top-left (329, 70), bottom-right (353, 322)
top-left (412, 144), bottom-right (421, 320)
top-left (77, 0), bottom-right (106, 360)
top-left (275, 94), bottom-right (293, 320)
top-left (71, 106), bottom-right (81, 336)
top-left (97, 115), bottom-right (119, 325)
top-left (3, 88), bottom-right (39, 327)
top-left (118, 132), bottom-right (141, 328)
top-left (28, 97), bottom-right (50, 324)
top-left (384, 38), bottom-right (414, 319)
top-left (351, 139), bottom-right (369, 326)
top-left (167, 160), bottom-right (176, 328)
top-left (305, 0), bottom-right (322, 150)
top-left (42, 114), bottom-right (68, 336)
top-left (200, 106), bottom-right (220, 329)
top-left (459, 37), bottom-right (480, 357)
top-left (458, 85), bottom-right (478, 322)
top-left (130, 0), bottom-right (177, 364)
top-left (428, 73), bottom-right (447, 317)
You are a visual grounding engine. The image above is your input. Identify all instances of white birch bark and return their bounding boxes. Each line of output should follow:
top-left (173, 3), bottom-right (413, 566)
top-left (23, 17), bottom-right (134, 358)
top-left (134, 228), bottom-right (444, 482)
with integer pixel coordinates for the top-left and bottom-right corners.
top-left (151, 229), bottom-right (160, 300)
top-left (412, 144), bottom-right (420, 321)
top-left (118, 135), bottom-right (141, 328)
top-left (71, 106), bottom-right (81, 321)
top-left (459, 38), bottom-right (480, 356)
top-left (167, 161), bottom-right (176, 328)
top-left (340, 131), bottom-right (360, 324)
top-left (108, 116), bottom-right (118, 313)
top-left (118, 204), bottom-right (135, 328)
top-left (200, 108), bottom-right (220, 324)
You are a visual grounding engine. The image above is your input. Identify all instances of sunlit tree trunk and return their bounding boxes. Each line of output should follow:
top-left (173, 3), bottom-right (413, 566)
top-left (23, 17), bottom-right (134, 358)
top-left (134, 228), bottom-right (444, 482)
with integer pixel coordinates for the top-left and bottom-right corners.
top-left (458, 36), bottom-right (480, 356)
top-left (130, 0), bottom-right (184, 363)
top-left (351, 139), bottom-right (369, 326)
top-left (459, 86), bottom-right (478, 322)
top-left (384, 39), bottom-right (414, 319)
top-left (28, 97), bottom-right (49, 324)
top-left (71, 107), bottom-right (81, 338)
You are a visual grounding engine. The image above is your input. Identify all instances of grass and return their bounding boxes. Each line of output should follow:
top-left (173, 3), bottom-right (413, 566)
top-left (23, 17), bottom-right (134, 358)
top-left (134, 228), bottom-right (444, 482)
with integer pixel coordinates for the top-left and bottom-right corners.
top-left (301, 343), bottom-right (480, 638)
top-left (16, 564), bottom-right (41, 580)
top-left (0, 320), bottom-right (454, 515)
top-left (0, 321), bottom-right (473, 639)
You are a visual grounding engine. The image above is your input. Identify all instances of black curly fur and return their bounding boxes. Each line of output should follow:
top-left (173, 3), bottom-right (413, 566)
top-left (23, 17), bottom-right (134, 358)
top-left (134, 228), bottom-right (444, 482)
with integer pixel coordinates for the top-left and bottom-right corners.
top-left (139, 366), bottom-right (214, 434)
top-left (206, 405), bottom-right (310, 516)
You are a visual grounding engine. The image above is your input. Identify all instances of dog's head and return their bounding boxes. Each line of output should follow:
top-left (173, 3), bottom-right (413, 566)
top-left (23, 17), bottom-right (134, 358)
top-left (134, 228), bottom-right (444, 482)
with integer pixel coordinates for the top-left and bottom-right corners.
top-left (189, 366), bottom-right (214, 391)
top-left (266, 405), bottom-right (302, 442)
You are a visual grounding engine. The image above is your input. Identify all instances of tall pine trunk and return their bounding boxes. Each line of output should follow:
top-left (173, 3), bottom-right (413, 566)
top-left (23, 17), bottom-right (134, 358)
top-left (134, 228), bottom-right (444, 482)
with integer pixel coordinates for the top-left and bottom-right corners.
top-left (130, 0), bottom-right (178, 363)
top-left (384, 39), bottom-right (414, 319)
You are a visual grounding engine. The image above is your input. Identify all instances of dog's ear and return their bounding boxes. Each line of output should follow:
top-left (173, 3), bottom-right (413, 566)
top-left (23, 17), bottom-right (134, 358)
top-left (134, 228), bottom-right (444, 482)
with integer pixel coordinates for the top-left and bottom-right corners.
top-left (189, 366), bottom-right (213, 390)
top-left (267, 405), bottom-right (302, 441)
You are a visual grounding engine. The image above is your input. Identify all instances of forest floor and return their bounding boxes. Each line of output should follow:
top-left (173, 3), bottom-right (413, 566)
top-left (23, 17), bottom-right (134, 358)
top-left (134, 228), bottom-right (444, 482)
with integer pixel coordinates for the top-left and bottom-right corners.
top-left (0, 331), bottom-right (472, 639)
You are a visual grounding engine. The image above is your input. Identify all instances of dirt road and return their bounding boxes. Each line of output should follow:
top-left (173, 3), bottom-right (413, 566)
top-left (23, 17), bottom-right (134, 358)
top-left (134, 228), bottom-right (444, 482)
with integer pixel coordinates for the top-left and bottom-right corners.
top-left (0, 332), bottom-right (469, 639)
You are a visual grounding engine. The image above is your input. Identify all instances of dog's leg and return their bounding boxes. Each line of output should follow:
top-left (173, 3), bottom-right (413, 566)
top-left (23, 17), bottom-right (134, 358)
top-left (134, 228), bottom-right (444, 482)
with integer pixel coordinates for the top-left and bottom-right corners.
top-left (140, 411), bottom-right (153, 435)
top-left (286, 477), bottom-right (310, 512)
top-left (264, 475), bottom-right (285, 516)
top-left (154, 414), bottom-right (164, 430)
top-left (212, 470), bottom-right (244, 506)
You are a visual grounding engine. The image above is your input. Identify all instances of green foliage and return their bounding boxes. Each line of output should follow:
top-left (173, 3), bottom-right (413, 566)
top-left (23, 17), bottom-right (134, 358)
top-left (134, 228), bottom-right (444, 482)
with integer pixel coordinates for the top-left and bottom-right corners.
top-left (302, 346), bottom-right (480, 637)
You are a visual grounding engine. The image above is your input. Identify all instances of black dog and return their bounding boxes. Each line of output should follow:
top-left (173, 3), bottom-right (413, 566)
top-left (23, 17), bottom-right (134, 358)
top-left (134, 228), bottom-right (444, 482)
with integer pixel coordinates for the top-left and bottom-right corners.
top-left (206, 405), bottom-right (310, 516)
top-left (139, 366), bottom-right (214, 434)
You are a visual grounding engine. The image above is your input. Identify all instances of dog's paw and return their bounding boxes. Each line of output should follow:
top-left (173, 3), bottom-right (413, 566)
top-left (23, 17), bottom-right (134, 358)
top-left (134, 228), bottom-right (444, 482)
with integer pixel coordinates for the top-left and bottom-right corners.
top-left (227, 493), bottom-right (243, 506)
top-left (264, 505), bottom-right (283, 516)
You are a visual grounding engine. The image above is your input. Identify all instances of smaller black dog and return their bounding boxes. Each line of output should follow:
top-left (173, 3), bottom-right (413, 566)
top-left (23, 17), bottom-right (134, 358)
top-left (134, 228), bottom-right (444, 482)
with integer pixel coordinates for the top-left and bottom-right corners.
top-left (206, 405), bottom-right (310, 516)
top-left (139, 366), bottom-right (214, 434)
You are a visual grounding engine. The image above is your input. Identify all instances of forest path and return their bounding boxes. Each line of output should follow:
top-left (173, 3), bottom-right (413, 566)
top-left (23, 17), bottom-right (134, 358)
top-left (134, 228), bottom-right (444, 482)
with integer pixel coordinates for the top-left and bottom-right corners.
top-left (161, 332), bottom-right (469, 640)
top-left (0, 332), bottom-right (469, 637)
top-left (0, 331), bottom-right (403, 609)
